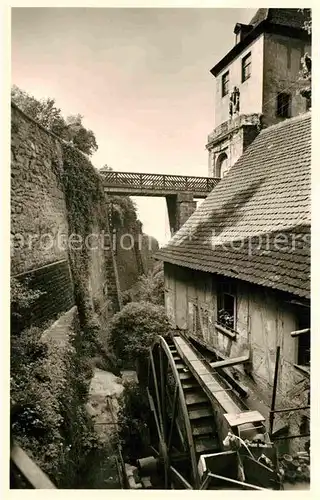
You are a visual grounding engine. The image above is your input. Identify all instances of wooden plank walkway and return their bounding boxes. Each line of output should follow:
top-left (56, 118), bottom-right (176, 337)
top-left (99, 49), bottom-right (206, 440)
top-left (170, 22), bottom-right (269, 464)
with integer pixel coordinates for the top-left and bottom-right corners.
top-left (100, 171), bottom-right (220, 197)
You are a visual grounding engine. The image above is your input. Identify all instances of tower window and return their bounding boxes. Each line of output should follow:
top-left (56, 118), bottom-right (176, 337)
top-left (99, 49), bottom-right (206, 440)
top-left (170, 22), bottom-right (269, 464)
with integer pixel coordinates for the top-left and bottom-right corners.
top-left (222, 71), bottom-right (229, 97)
top-left (215, 152), bottom-right (228, 178)
top-left (241, 52), bottom-right (251, 82)
top-left (276, 92), bottom-right (291, 118)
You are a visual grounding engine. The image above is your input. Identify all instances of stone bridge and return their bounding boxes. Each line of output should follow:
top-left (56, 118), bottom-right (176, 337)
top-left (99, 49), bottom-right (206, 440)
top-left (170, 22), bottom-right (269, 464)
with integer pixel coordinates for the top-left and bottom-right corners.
top-left (100, 171), bottom-right (220, 234)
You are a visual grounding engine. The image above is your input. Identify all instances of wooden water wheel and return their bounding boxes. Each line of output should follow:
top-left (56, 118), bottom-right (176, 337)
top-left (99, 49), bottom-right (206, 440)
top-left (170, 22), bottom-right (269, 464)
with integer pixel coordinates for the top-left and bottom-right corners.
top-left (146, 336), bottom-right (221, 489)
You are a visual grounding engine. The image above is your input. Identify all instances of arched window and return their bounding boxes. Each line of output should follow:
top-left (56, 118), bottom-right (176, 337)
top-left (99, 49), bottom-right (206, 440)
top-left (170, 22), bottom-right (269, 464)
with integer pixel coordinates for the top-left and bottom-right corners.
top-left (216, 152), bottom-right (229, 178)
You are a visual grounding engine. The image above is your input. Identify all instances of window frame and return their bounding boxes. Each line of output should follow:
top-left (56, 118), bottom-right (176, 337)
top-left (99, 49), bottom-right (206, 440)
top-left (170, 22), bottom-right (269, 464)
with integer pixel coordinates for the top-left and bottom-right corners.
top-left (276, 92), bottom-right (291, 118)
top-left (297, 331), bottom-right (310, 367)
top-left (241, 52), bottom-right (252, 83)
top-left (221, 71), bottom-right (230, 98)
top-left (217, 280), bottom-right (237, 332)
top-left (291, 305), bottom-right (310, 372)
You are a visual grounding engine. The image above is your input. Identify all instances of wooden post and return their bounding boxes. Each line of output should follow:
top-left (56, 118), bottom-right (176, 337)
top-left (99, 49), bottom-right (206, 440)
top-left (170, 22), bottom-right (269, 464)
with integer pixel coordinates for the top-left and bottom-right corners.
top-left (269, 345), bottom-right (281, 435)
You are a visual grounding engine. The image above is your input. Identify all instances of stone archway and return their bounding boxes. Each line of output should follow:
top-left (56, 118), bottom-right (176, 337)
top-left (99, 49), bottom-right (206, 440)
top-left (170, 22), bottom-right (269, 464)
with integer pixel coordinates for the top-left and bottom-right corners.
top-left (215, 152), bottom-right (229, 178)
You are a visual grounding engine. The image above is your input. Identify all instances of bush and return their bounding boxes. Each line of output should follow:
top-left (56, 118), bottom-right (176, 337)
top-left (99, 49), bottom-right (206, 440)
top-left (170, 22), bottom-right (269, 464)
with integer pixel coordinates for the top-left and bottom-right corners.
top-left (11, 277), bottom-right (45, 334)
top-left (108, 301), bottom-right (171, 366)
top-left (121, 270), bottom-right (164, 306)
top-left (10, 322), bottom-right (101, 488)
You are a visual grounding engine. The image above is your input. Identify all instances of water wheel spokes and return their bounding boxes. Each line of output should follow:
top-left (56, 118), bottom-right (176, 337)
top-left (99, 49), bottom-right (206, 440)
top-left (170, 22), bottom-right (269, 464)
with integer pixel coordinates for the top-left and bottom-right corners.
top-left (147, 337), bottom-right (200, 488)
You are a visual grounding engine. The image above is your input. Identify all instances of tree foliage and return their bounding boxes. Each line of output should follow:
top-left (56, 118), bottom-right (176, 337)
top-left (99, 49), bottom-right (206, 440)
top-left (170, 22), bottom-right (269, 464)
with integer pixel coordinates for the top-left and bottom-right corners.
top-left (301, 8), bottom-right (312, 35)
top-left (11, 277), bottom-right (45, 335)
top-left (108, 301), bottom-right (171, 365)
top-left (299, 9), bottom-right (312, 103)
top-left (100, 166), bottom-right (139, 230)
top-left (11, 85), bottom-right (98, 156)
top-left (122, 267), bottom-right (164, 306)
top-left (108, 195), bottom-right (138, 229)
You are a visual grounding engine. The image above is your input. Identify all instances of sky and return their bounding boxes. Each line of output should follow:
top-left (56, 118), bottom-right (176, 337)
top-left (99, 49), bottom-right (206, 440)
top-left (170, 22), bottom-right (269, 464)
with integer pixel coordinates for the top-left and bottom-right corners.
top-left (11, 7), bottom-right (256, 246)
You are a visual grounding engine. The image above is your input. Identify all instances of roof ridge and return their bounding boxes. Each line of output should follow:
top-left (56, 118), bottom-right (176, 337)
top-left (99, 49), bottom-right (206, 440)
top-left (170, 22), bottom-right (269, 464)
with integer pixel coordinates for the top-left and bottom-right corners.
top-left (260, 111), bottom-right (311, 135)
top-left (266, 8), bottom-right (270, 22)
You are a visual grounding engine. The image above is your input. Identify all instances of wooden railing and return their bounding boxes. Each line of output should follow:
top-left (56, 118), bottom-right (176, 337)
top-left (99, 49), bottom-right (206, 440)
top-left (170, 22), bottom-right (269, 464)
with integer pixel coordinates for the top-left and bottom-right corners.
top-left (100, 171), bottom-right (220, 194)
top-left (10, 443), bottom-right (56, 489)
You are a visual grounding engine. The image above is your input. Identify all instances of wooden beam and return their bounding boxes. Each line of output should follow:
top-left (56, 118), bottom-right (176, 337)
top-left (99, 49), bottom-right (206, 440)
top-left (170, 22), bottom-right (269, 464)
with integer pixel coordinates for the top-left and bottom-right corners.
top-left (11, 444), bottom-right (56, 489)
top-left (207, 472), bottom-right (267, 490)
top-left (215, 322), bottom-right (237, 339)
top-left (291, 328), bottom-right (310, 337)
top-left (170, 466), bottom-right (193, 489)
top-left (210, 355), bottom-right (249, 369)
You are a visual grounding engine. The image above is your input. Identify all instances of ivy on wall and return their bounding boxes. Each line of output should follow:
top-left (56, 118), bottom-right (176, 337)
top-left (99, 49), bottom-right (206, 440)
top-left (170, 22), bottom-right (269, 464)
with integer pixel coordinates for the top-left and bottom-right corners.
top-left (61, 143), bottom-right (117, 325)
top-left (10, 141), bottom-right (120, 487)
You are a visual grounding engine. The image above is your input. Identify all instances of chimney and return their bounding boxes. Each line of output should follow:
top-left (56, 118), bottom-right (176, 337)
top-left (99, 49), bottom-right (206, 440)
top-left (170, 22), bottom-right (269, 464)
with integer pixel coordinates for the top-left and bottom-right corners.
top-left (234, 23), bottom-right (252, 45)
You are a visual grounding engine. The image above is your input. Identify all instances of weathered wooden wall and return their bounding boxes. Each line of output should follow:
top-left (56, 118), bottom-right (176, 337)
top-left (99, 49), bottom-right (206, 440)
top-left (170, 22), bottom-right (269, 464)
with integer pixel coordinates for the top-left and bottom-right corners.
top-left (164, 262), bottom-right (310, 453)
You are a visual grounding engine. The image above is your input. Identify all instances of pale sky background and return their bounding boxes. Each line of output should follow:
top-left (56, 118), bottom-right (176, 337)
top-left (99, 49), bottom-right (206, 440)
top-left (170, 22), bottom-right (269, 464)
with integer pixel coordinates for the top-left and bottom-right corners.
top-left (11, 7), bottom-right (256, 246)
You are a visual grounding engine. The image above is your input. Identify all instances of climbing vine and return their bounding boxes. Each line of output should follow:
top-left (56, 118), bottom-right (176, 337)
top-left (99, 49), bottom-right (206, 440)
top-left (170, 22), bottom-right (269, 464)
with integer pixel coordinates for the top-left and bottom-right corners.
top-left (61, 143), bottom-right (113, 326)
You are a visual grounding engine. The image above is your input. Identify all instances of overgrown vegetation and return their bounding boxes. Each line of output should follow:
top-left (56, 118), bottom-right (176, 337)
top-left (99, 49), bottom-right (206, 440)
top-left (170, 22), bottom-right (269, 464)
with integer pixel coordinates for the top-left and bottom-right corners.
top-left (122, 265), bottom-right (164, 306)
top-left (11, 85), bottom-right (98, 156)
top-left (117, 382), bottom-right (151, 462)
top-left (11, 277), bottom-right (45, 334)
top-left (61, 142), bottom-right (116, 324)
top-left (10, 143), bottom-right (119, 487)
top-left (108, 195), bottom-right (138, 231)
top-left (10, 320), bottom-right (103, 488)
top-left (108, 301), bottom-right (171, 368)
top-left (299, 8), bottom-right (312, 104)
top-left (11, 97), bottom-right (162, 486)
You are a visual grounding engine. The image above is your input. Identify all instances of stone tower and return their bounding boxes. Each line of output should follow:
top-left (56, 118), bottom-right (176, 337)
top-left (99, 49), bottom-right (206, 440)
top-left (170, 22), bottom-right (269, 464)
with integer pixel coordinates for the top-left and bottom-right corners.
top-left (207, 8), bottom-right (311, 178)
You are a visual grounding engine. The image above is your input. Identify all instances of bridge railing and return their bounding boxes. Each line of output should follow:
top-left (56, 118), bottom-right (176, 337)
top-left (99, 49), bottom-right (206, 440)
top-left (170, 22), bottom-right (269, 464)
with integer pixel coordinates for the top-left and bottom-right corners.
top-left (100, 171), bottom-right (220, 193)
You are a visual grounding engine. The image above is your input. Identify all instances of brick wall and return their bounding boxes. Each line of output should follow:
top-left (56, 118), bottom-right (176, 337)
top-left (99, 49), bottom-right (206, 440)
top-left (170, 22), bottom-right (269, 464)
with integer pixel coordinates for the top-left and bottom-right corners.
top-left (12, 259), bottom-right (75, 334)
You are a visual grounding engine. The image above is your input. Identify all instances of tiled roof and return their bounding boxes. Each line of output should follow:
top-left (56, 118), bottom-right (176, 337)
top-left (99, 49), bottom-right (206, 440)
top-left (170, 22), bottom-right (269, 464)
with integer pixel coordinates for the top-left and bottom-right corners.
top-left (249, 8), bottom-right (307, 30)
top-left (157, 113), bottom-right (311, 299)
top-left (248, 8), bottom-right (268, 28)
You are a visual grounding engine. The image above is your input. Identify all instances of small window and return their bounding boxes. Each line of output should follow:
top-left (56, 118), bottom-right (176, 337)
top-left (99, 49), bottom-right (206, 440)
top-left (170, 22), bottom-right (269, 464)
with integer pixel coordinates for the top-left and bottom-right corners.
top-left (222, 71), bottom-right (229, 97)
top-left (241, 52), bottom-right (251, 83)
top-left (276, 92), bottom-right (291, 118)
top-left (217, 280), bottom-right (236, 331)
top-left (297, 333), bottom-right (310, 366)
top-left (295, 306), bottom-right (310, 368)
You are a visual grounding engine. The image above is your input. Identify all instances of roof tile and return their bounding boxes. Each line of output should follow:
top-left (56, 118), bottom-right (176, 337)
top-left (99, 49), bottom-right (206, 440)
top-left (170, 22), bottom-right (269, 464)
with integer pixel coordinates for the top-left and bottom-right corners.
top-left (156, 113), bottom-right (311, 299)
